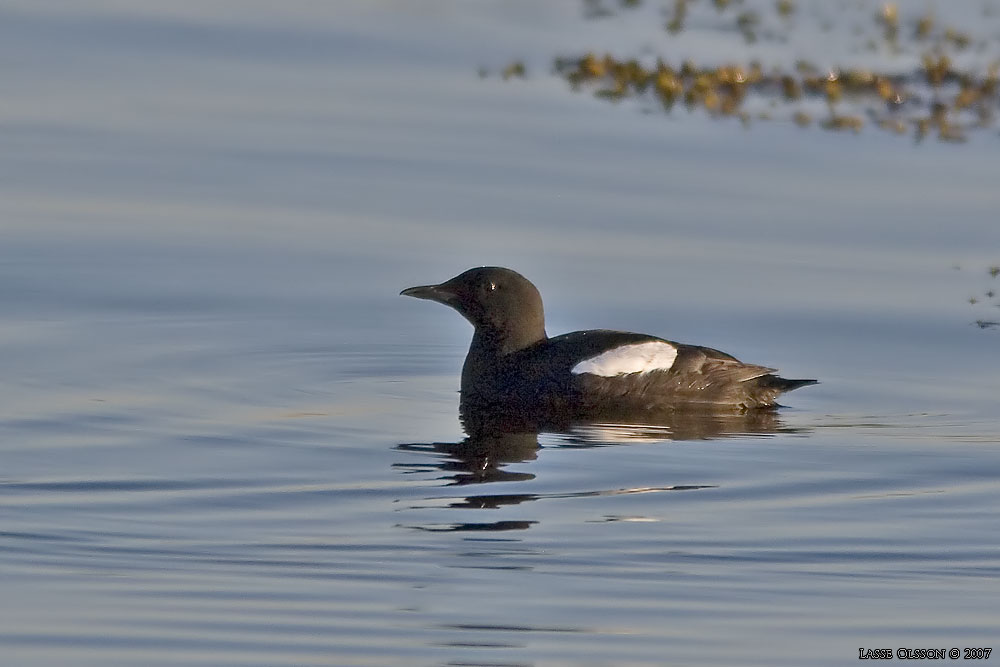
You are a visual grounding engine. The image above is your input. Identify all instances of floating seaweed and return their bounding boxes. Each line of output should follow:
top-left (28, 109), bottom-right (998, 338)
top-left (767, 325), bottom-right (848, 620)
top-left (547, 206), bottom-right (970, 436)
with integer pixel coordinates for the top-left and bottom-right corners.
top-left (501, 61), bottom-right (527, 80)
top-left (550, 48), bottom-right (1000, 141)
top-left (489, 0), bottom-right (1000, 142)
top-left (963, 264), bottom-right (1000, 330)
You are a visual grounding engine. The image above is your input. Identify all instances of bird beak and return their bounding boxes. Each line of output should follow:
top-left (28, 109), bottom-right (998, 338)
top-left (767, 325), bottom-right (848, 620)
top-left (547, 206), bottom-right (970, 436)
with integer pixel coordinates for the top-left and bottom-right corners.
top-left (400, 282), bottom-right (458, 305)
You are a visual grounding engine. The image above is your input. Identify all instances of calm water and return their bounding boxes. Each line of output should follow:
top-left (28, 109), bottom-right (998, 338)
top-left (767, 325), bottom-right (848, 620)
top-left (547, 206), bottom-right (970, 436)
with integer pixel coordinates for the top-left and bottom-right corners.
top-left (2, 2), bottom-right (999, 665)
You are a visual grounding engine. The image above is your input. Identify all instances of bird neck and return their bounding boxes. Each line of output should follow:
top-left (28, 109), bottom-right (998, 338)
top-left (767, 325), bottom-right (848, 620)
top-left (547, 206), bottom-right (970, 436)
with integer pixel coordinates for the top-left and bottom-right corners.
top-left (461, 323), bottom-right (542, 384)
top-left (470, 323), bottom-right (546, 358)
top-left (461, 325), bottom-right (546, 408)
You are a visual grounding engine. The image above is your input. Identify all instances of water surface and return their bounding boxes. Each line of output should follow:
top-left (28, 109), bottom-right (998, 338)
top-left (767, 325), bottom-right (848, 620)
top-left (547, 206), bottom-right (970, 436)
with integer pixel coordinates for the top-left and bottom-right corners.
top-left (1, 2), bottom-right (999, 665)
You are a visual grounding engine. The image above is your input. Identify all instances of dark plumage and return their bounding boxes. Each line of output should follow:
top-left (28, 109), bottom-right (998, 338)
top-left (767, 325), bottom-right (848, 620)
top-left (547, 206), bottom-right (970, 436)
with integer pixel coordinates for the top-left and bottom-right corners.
top-left (401, 267), bottom-right (816, 418)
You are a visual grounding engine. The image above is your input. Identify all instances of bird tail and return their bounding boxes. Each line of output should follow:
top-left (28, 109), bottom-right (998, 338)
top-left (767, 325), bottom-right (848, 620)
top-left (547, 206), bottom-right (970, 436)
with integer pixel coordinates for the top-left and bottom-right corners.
top-left (761, 376), bottom-right (819, 393)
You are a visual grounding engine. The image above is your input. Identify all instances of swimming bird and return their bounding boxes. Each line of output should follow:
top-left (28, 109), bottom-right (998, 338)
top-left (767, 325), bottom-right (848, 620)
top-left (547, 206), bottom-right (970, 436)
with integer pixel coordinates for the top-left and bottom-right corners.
top-left (401, 267), bottom-right (815, 417)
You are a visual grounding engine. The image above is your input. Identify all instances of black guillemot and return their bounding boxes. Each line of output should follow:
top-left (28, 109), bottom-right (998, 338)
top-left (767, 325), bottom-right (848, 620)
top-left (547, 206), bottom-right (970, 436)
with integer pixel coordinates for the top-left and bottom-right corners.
top-left (401, 267), bottom-right (816, 417)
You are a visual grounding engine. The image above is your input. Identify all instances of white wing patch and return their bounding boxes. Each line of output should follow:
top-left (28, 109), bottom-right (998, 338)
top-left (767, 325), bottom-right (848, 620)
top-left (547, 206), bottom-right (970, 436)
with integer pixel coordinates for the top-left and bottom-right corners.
top-left (571, 341), bottom-right (678, 377)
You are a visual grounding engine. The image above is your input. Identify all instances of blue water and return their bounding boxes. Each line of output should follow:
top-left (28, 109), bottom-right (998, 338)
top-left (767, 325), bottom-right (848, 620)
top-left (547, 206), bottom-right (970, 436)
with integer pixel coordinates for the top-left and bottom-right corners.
top-left (2, 2), bottom-right (999, 665)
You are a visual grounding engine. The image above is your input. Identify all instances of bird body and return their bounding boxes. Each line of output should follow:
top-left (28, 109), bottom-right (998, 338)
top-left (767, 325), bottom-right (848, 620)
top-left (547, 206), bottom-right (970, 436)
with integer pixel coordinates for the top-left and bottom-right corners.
top-left (401, 267), bottom-right (815, 418)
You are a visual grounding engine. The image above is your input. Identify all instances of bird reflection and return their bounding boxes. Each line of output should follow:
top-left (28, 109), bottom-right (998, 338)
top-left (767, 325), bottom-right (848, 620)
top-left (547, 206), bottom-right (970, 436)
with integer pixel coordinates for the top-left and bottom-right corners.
top-left (395, 429), bottom-right (540, 486)
top-left (396, 404), bottom-right (800, 486)
top-left (394, 405), bottom-right (803, 532)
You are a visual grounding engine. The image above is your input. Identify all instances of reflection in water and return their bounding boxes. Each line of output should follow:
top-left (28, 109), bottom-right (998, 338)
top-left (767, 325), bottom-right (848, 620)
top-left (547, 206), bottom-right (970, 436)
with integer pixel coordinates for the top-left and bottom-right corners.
top-left (396, 430), bottom-right (540, 486)
top-left (395, 405), bottom-right (806, 532)
top-left (406, 519), bottom-right (538, 533)
top-left (544, 407), bottom-right (794, 445)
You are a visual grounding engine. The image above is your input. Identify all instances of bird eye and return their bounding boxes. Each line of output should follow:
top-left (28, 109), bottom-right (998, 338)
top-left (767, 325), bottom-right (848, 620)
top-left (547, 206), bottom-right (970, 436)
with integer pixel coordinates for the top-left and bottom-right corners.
top-left (488, 281), bottom-right (497, 291)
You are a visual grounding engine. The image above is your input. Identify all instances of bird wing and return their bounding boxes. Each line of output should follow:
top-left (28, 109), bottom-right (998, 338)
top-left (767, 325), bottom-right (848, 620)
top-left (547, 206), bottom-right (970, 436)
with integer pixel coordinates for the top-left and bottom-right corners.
top-left (669, 344), bottom-right (776, 389)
